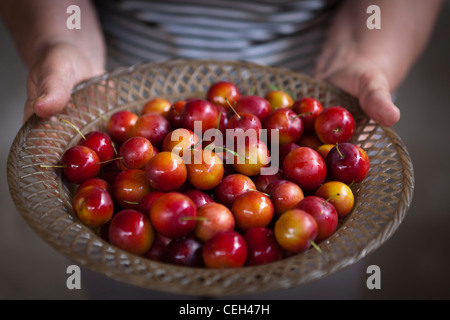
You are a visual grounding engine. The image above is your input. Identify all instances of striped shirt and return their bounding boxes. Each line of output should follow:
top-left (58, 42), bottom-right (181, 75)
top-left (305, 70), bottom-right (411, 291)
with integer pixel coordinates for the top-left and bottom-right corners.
top-left (94, 0), bottom-right (341, 74)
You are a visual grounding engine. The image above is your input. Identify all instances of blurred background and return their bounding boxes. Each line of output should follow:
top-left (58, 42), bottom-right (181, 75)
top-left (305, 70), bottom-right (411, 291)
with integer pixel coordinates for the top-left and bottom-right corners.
top-left (1, 2), bottom-right (449, 300)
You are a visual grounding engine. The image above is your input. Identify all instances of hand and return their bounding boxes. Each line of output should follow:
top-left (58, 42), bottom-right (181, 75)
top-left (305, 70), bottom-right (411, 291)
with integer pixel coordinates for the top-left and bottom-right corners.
top-left (312, 0), bottom-right (442, 128)
top-left (24, 42), bottom-right (105, 122)
top-left (314, 56), bottom-right (400, 127)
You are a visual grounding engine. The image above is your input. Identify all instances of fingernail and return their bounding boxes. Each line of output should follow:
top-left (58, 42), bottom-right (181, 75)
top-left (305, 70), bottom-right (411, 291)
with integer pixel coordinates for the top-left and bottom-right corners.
top-left (34, 93), bottom-right (47, 108)
top-left (36, 93), bottom-right (47, 102)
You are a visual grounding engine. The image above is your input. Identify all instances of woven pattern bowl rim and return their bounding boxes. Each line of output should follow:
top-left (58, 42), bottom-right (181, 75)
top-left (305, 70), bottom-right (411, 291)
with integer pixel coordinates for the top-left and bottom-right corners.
top-left (7, 60), bottom-right (414, 297)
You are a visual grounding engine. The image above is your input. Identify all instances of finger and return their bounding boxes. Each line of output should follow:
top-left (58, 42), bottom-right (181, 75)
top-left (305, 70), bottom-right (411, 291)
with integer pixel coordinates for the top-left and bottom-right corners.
top-left (359, 82), bottom-right (401, 127)
top-left (326, 66), bottom-right (401, 127)
top-left (23, 95), bottom-right (44, 123)
top-left (354, 70), bottom-right (400, 127)
top-left (24, 79), bottom-right (73, 123)
top-left (23, 43), bottom-right (104, 123)
top-left (32, 71), bottom-right (75, 118)
top-left (24, 59), bottom-right (76, 122)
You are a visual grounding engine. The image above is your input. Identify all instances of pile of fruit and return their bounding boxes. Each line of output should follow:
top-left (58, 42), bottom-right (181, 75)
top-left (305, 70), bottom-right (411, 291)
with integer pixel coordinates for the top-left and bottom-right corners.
top-left (52, 80), bottom-right (370, 268)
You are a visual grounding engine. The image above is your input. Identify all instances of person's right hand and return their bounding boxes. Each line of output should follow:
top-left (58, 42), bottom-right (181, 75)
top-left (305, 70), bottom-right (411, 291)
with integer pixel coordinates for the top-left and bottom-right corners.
top-left (24, 42), bottom-right (105, 122)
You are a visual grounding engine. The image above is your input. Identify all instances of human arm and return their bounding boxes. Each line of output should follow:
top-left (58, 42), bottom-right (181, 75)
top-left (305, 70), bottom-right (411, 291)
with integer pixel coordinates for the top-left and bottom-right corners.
top-left (314, 0), bottom-right (443, 127)
top-left (0, 0), bottom-right (106, 122)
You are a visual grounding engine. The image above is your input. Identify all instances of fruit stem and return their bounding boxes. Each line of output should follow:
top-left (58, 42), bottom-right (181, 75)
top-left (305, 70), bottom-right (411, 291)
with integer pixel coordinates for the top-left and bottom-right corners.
top-left (216, 111), bottom-right (222, 130)
top-left (61, 119), bottom-right (86, 140)
top-left (181, 216), bottom-right (209, 222)
top-left (290, 112), bottom-right (312, 121)
top-left (122, 200), bottom-right (139, 205)
top-left (206, 145), bottom-right (245, 163)
top-left (112, 142), bottom-right (119, 156)
top-left (335, 143), bottom-right (344, 159)
top-left (95, 157), bottom-right (123, 165)
top-left (98, 113), bottom-right (109, 122)
top-left (286, 90), bottom-right (296, 101)
top-left (203, 143), bottom-right (215, 152)
top-left (190, 139), bottom-right (203, 150)
top-left (269, 85), bottom-right (296, 101)
top-left (170, 104), bottom-right (181, 116)
top-left (311, 241), bottom-right (322, 254)
top-left (225, 97), bottom-right (240, 120)
top-left (323, 193), bottom-right (340, 204)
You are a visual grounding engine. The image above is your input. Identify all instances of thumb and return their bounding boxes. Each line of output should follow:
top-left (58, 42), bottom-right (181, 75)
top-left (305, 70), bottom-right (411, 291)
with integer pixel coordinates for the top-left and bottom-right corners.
top-left (25, 68), bottom-right (75, 122)
top-left (24, 43), bottom-right (104, 123)
top-left (318, 63), bottom-right (401, 127)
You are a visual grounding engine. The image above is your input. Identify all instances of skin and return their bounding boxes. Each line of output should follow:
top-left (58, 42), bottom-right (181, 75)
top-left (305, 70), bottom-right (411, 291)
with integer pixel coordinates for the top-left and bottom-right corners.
top-left (214, 174), bottom-right (257, 208)
top-left (194, 202), bottom-right (235, 242)
top-left (0, 0), bottom-right (442, 126)
top-left (0, 0), bottom-right (106, 122)
top-left (314, 0), bottom-right (443, 127)
top-left (231, 190), bottom-right (274, 232)
top-left (316, 181), bottom-right (355, 218)
top-left (108, 209), bottom-right (154, 256)
top-left (186, 149), bottom-right (224, 190)
top-left (207, 81), bottom-right (241, 110)
top-left (112, 169), bottom-right (152, 209)
top-left (72, 185), bottom-right (114, 227)
top-left (141, 98), bottom-right (172, 117)
top-left (145, 152), bottom-right (187, 191)
top-left (274, 209), bottom-right (318, 253)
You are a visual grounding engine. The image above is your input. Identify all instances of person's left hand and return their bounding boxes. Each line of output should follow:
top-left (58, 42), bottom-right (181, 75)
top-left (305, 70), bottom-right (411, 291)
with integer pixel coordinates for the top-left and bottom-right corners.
top-left (314, 56), bottom-right (400, 127)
